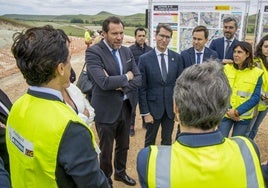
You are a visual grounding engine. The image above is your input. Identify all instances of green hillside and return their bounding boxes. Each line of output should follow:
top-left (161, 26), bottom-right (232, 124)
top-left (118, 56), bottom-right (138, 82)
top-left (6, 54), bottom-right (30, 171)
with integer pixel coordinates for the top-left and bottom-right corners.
top-left (3, 11), bottom-right (146, 27)
top-left (1, 12), bottom-right (257, 39)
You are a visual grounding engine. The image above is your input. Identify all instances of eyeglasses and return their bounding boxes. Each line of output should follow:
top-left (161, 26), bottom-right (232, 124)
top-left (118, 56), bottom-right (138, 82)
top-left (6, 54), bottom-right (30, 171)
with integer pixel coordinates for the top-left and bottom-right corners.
top-left (158, 34), bottom-right (171, 40)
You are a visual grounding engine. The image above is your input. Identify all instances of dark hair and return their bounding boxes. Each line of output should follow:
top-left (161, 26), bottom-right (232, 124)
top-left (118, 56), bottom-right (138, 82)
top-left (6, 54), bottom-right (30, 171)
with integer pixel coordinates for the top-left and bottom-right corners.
top-left (155, 23), bottom-right (173, 37)
top-left (223, 17), bottom-right (238, 29)
top-left (255, 35), bottom-right (268, 70)
top-left (233, 41), bottom-right (254, 70)
top-left (134, 27), bottom-right (146, 36)
top-left (192, 25), bottom-right (209, 39)
top-left (102, 16), bottom-right (124, 33)
top-left (11, 25), bottom-right (70, 86)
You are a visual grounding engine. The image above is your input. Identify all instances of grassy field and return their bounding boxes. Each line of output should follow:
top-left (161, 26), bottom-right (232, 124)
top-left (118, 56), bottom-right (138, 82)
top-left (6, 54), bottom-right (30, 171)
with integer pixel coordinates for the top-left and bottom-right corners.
top-left (0, 12), bottom-right (257, 39)
top-left (1, 13), bottom-right (141, 37)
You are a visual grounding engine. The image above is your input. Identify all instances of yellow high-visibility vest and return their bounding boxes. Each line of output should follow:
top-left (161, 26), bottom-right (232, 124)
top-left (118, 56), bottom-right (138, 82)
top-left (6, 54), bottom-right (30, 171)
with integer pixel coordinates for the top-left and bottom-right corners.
top-left (6, 93), bottom-right (96, 188)
top-left (255, 57), bottom-right (268, 111)
top-left (147, 137), bottom-right (264, 188)
top-left (224, 64), bottom-right (263, 119)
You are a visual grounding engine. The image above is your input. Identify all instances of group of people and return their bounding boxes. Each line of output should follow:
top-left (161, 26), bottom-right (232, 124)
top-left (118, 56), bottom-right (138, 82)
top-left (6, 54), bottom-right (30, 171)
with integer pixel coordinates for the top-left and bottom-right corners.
top-left (1, 14), bottom-right (268, 188)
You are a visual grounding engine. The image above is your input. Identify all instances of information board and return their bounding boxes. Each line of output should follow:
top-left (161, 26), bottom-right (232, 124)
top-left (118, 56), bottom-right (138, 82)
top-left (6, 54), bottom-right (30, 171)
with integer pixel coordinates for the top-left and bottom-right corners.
top-left (148, 0), bottom-right (249, 52)
top-left (256, 0), bottom-right (268, 44)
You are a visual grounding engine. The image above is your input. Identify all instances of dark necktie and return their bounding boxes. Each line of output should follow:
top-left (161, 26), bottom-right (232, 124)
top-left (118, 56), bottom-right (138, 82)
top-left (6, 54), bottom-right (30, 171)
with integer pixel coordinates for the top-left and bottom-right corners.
top-left (225, 40), bottom-right (231, 58)
top-left (196, 52), bottom-right (202, 64)
top-left (112, 49), bottom-right (122, 74)
top-left (160, 53), bottom-right (167, 82)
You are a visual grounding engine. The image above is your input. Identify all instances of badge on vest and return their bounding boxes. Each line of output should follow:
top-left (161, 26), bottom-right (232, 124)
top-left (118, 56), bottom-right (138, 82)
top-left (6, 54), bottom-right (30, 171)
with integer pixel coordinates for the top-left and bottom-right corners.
top-left (8, 126), bottom-right (34, 157)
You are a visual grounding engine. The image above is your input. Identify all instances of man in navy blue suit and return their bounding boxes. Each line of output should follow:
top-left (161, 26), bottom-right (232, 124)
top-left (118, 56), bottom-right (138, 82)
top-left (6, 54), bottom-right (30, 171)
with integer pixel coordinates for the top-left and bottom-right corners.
top-left (139, 23), bottom-right (184, 147)
top-left (209, 17), bottom-right (239, 64)
top-left (86, 16), bottom-right (141, 187)
top-left (181, 25), bottom-right (218, 69)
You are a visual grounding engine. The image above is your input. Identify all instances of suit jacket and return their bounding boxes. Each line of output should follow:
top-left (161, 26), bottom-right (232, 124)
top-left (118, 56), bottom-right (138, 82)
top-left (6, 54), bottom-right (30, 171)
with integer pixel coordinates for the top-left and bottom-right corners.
top-left (209, 37), bottom-right (239, 61)
top-left (86, 40), bottom-right (142, 124)
top-left (139, 49), bottom-right (184, 120)
top-left (181, 47), bottom-right (219, 69)
top-left (0, 89), bottom-right (12, 125)
top-left (0, 89), bottom-right (12, 172)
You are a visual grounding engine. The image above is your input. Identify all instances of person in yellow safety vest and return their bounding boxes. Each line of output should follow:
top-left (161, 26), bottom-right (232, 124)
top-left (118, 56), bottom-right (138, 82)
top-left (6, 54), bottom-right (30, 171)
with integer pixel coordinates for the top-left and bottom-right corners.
top-left (7, 25), bottom-right (109, 188)
top-left (137, 61), bottom-right (265, 188)
top-left (247, 35), bottom-right (268, 140)
top-left (85, 29), bottom-right (93, 48)
top-left (218, 41), bottom-right (263, 137)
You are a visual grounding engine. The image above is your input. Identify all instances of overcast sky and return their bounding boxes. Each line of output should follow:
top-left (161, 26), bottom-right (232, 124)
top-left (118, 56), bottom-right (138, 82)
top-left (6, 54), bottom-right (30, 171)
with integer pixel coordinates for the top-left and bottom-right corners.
top-left (0, 0), bottom-right (258, 16)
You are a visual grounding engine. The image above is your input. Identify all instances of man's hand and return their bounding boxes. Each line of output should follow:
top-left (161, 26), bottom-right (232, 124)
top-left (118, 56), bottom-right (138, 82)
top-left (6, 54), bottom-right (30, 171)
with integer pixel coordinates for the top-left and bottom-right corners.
top-left (126, 71), bottom-right (134, 81)
top-left (226, 109), bottom-right (240, 121)
top-left (144, 114), bottom-right (154, 124)
top-left (0, 122), bottom-right (6, 129)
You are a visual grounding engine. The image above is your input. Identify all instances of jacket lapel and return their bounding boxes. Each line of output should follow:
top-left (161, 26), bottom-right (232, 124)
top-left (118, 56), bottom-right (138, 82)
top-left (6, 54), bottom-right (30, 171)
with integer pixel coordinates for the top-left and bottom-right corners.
top-left (152, 50), bottom-right (164, 81)
top-left (189, 48), bottom-right (196, 65)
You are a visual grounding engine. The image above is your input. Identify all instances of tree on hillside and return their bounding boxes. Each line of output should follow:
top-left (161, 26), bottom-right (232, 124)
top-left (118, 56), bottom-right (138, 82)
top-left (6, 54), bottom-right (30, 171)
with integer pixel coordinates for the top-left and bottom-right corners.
top-left (70, 18), bottom-right (84, 24)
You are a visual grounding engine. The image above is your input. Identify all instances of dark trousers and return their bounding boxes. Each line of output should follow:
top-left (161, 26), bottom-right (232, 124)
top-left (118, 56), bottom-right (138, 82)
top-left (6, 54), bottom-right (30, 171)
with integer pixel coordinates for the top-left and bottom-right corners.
top-left (95, 100), bottom-right (131, 178)
top-left (144, 111), bottom-right (174, 147)
top-left (130, 90), bottom-right (138, 126)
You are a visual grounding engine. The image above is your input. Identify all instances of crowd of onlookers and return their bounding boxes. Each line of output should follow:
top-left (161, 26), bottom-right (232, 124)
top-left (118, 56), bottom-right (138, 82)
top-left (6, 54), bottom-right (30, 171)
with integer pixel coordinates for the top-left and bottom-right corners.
top-left (1, 15), bottom-right (268, 188)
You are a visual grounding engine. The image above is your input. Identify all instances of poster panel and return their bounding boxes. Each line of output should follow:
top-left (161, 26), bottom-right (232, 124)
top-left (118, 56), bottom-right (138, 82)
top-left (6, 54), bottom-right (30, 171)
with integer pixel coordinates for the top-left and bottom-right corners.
top-left (149, 0), bottom-right (249, 52)
top-left (256, 1), bottom-right (268, 44)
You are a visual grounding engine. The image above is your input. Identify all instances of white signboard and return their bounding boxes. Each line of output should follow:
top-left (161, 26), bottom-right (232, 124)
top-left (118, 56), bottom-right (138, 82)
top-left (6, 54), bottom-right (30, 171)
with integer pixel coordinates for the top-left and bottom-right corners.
top-left (148, 0), bottom-right (249, 52)
top-left (256, 1), bottom-right (268, 44)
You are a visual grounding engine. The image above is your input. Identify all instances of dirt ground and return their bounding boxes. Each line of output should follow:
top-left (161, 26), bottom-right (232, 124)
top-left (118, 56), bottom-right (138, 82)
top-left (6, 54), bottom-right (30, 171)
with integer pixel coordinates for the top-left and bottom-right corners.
top-left (1, 33), bottom-right (268, 188)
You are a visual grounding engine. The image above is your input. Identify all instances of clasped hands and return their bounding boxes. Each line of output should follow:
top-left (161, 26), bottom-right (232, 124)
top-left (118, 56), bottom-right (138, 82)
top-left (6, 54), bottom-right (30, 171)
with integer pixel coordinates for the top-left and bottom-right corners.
top-left (261, 93), bottom-right (268, 104)
top-left (226, 109), bottom-right (240, 121)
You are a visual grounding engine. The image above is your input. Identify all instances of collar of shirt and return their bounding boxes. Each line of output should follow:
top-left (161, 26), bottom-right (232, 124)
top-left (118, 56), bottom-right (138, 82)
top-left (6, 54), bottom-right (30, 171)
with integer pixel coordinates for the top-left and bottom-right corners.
top-left (29, 86), bottom-right (63, 101)
top-left (103, 39), bottom-right (121, 53)
top-left (194, 49), bottom-right (204, 54)
top-left (155, 48), bottom-right (168, 57)
top-left (224, 37), bottom-right (234, 43)
top-left (177, 130), bottom-right (224, 147)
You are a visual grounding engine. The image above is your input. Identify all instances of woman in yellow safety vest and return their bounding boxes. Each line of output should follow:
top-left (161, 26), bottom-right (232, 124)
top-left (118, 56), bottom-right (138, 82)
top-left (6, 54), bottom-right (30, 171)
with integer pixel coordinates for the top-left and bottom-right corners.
top-left (218, 41), bottom-right (263, 137)
top-left (247, 35), bottom-right (268, 139)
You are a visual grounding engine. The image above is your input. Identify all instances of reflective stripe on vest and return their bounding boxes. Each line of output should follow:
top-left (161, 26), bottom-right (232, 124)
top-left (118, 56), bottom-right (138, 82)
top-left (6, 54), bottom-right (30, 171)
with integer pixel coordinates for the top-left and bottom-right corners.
top-left (155, 146), bottom-right (171, 187)
top-left (237, 90), bottom-right (252, 98)
top-left (230, 137), bottom-right (259, 187)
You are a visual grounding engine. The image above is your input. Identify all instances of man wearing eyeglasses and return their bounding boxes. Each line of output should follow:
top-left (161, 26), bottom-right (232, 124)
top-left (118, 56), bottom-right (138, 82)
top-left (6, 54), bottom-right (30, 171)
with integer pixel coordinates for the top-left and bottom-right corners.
top-left (209, 17), bottom-right (240, 64)
top-left (138, 23), bottom-right (184, 147)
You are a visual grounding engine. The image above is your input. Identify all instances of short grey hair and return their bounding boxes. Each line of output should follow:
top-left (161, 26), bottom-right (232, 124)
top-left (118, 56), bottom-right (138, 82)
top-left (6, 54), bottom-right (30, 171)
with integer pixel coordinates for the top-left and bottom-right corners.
top-left (173, 61), bottom-right (231, 130)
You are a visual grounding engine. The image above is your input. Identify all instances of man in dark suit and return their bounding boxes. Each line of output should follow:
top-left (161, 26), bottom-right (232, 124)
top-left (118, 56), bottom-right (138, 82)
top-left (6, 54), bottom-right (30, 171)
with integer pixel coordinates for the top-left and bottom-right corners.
top-left (139, 23), bottom-right (184, 147)
top-left (181, 25), bottom-right (218, 69)
top-left (0, 89), bottom-right (12, 173)
top-left (209, 17), bottom-right (239, 64)
top-left (128, 27), bottom-right (153, 136)
top-left (86, 16), bottom-right (141, 187)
